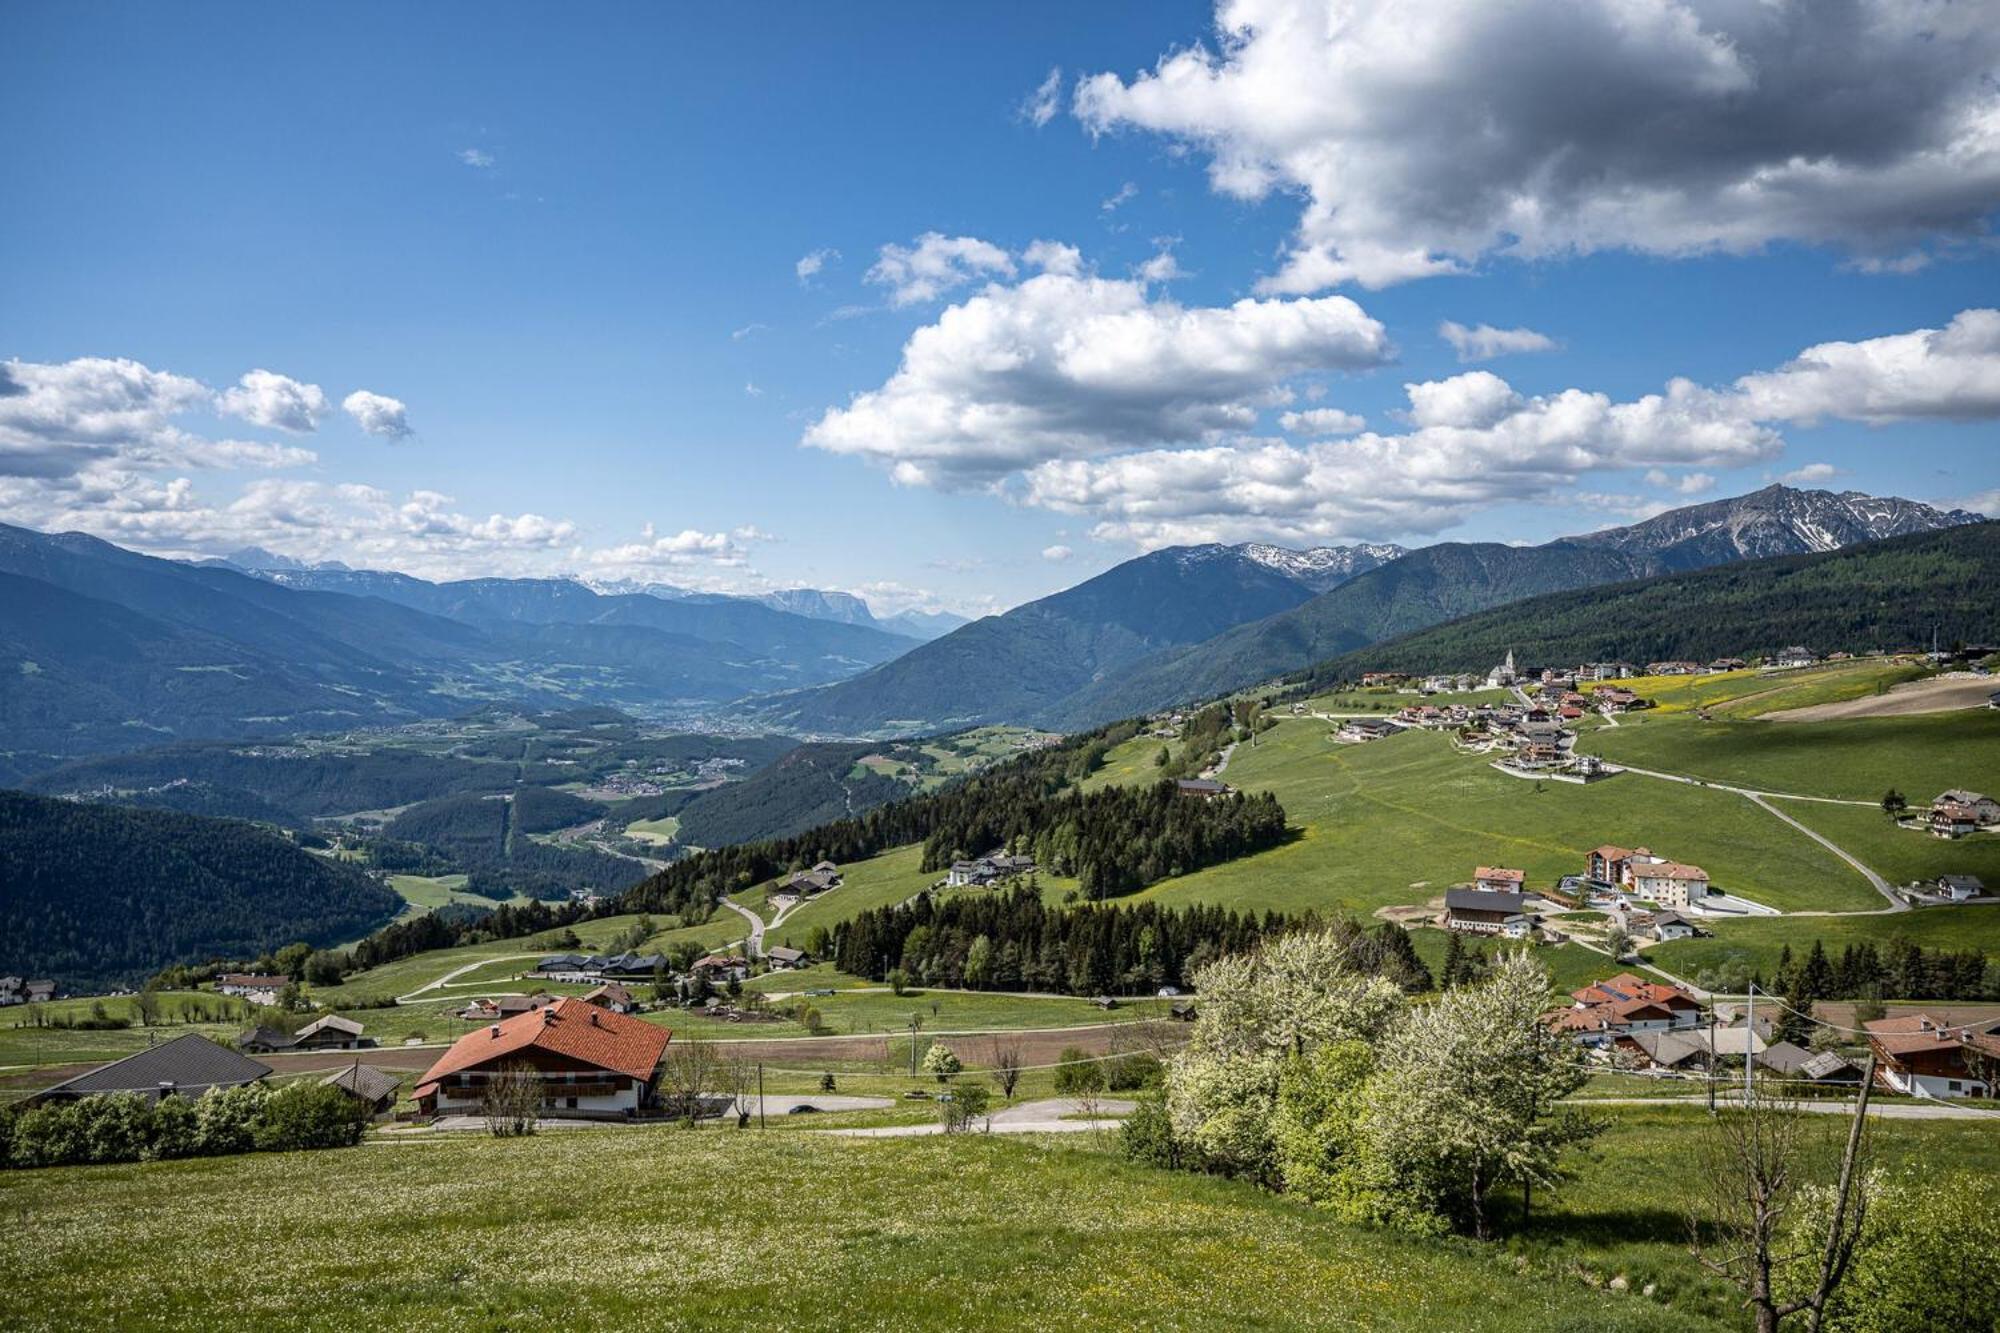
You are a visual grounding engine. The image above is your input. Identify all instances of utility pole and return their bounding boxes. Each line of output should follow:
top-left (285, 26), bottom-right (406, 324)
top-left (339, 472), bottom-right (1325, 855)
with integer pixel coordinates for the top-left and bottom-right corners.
top-left (757, 1062), bottom-right (766, 1130)
top-left (908, 1014), bottom-right (922, 1077)
top-left (1744, 982), bottom-right (1755, 1108)
top-left (1707, 1009), bottom-right (1717, 1115)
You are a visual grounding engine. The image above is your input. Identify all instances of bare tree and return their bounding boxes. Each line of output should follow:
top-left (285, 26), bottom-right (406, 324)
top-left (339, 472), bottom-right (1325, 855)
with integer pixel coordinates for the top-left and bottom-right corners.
top-left (989, 1038), bottom-right (1024, 1100)
top-left (661, 1034), bottom-right (721, 1124)
top-left (481, 1061), bottom-right (543, 1137)
top-left (719, 1051), bottom-right (756, 1128)
top-left (1688, 1060), bottom-right (1875, 1333)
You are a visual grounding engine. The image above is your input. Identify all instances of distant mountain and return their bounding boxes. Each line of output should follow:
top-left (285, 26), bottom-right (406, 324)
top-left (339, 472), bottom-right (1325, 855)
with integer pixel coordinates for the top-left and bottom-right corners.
top-left (878, 608), bottom-right (971, 640)
top-left (0, 789), bottom-right (401, 989)
top-left (1050, 486), bottom-right (1986, 726)
top-left (0, 524), bottom-right (919, 772)
top-left (761, 541), bottom-right (1399, 735)
top-left (1563, 485), bottom-right (1983, 571)
top-left (757, 588), bottom-right (879, 627)
top-left (1238, 542), bottom-right (1407, 591)
top-left (1297, 522), bottom-right (2000, 685)
top-left (672, 742), bottom-right (908, 846)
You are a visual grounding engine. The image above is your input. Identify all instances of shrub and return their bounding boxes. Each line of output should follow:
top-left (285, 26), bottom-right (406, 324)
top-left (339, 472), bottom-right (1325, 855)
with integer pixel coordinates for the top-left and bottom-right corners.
top-left (194, 1084), bottom-right (267, 1155)
top-left (1119, 1092), bottom-right (1183, 1170)
top-left (146, 1097), bottom-right (201, 1160)
top-left (1105, 1053), bottom-right (1163, 1091)
top-left (940, 1081), bottom-right (990, 1132)
top-left (254, 1083), bottom-right (367, 1151)
top-left (922, 1043), bottom-right (962, 1083)
top-left (1054, 1047), bottom-right (1105, 1096)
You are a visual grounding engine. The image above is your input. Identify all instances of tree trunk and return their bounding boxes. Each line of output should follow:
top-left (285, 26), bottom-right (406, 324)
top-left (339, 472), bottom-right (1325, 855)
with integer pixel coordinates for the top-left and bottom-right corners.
top-left (1470, 1163), bottom-right (1490, 1241)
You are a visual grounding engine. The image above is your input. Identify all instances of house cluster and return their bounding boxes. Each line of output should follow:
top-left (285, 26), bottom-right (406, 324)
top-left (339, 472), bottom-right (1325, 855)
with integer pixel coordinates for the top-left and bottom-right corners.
top-left (946, 850), bottom-right (1038, 887)
top-left (1546, 974), bottom-right (1866, 1087)
top-left (238, 1013), bottom-right (373, 1054)
top-left (414, 995), bottom-right (672, 1120)
top-left (780, 861), bottom-right (842, 897)
top-left (1864, 1013), bottom-right (2000, 1099)
top-left (0, 975), bottom-right (57, 1006)
top-left (1927, 789), bottom-right (1999, 839)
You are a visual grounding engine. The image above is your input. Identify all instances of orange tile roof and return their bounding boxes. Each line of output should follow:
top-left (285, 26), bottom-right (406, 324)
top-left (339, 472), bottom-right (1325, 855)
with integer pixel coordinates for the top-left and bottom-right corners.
top-left (1475, 866), bottom-right (1525, 883)
top-left (1864, 1013), bottom-right (2000, 1059)
top-left (418, 997), bottom-right (671, 1087)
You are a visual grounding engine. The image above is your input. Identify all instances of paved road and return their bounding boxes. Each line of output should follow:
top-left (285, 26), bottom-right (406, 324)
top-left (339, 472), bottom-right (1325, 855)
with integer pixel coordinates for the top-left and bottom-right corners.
top-left (395, 953), bottom-right (542, 1005)
top-left (824, 1097), bottom-right (1138, 1138)
top-left (1577, 1095), bottom-right (1997, 1121)
top-left (1743, 792), bottom-right (1905, 912)
top-left (720, 895), bottom-right (765, 957)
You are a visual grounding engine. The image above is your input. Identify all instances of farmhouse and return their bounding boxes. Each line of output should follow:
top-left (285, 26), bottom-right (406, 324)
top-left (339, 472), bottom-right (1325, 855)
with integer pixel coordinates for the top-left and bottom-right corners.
top-left (1337, 717), bottom-right (1399, 742)
top-left (1587, 845), bottom-right (1709, 907)
top-left (1570, 974), bottom-right (1702, 1030)
top-left (690, 954), bottom-right (750, 983)
top-left (1772, 646), bottom-right (1818, 669)
top-left (1175, 778), bottom-right (1231, 798)
top-left (414, 997), bottom-right (672, 1119)
top-left (1473, 866), bottom-right (1526, 893)
top-left (1864, 1013), bottom-right (2000, 1099)
top-left (764, 945), bottom-right (812, 970)
top-left (457, 993), bottom-right (555, 1022)
top-left (947, 851), bottom-right (1037, 887)
top-left (215, 973), bottom-right (288, 1004)
top-left (0, 976), bottom-right (55, 1006)
top-left (1443, 889), bottom-right (1536, 938)
top-left (1932, 790), bottom-right (2000, 826)
top-left (1931, 802), bottom-right (1980, 839)
top-left (1648, 912), bottom-right (1698, 942)
top-left (24, 1034), bottom-right (270, 1107)
top-left (1937, 875), bottom-right (1986, 901)
top-left (782, 862), bottom-right (842, 896)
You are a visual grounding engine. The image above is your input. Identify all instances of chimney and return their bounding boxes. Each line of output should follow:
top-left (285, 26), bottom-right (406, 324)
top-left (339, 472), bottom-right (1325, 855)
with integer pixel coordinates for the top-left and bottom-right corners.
top-left (590, 1010), bottom-right (601, 1027)
top-left (489, 1025), bottom-right (500, 1039)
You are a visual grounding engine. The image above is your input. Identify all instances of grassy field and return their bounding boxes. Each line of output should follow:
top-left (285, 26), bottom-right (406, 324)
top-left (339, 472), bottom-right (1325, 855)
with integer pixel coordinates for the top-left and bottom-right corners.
top-left (1109, 724), bottom-right (1880, 917)
top-left (1579, 709), bottom-right (2000, 803)
top-left (755, 845), bottom-right (1083, 954)
top-left (1299, 686), bottom-right (1512, 713)
top-left (1648, 906), bottom-right (2000, 987)
top-left (1077, 733), bottom-right (1173, 793)
top-left (1405, 932), bottom-right (1615, 996)
top-left (1770, 799), bottom-right (2000, 888)
top-left (5, 1102), bottom-right (1992, 1331)
top-left (623, 815), bottom-right (680, 845)
top-left (1610, 661), bottom-right (1924, 717)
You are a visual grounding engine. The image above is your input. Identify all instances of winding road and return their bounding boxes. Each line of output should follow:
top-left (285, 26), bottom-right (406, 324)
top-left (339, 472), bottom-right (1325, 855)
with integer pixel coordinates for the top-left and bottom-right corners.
top-left (721, 895), bottom-right (765, 958)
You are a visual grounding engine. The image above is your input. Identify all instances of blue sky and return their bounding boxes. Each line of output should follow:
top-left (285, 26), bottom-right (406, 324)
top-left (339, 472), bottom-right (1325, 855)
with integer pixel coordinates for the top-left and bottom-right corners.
top-left (4, 1), bottom-right (1997, 616)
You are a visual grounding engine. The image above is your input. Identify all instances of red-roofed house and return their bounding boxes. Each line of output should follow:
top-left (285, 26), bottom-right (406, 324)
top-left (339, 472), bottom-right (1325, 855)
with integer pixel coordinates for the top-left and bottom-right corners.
top-left (1473, 866), bottom-right (1526, 893)
top-left (1551, 973), bottom-right (1703, 1048)
top-left (413, 997), bottom-right (671, 1118)
top-left (1865, 1013), bottom-right (2000, 1099)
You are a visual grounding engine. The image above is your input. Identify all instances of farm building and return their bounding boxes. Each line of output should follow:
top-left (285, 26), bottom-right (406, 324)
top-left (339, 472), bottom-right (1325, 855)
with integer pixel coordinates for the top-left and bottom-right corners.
top-left (1865, 1014), bottom-right (2000, 1099)
top-left (414, 997), bottom-right (672, 1119)
top-left (1442, 889), bottom-right (1536, 938)
top-left (321, 1062), bottom-right (401, 1115)
top-left (23, 1034), bottom-right (269, 1107)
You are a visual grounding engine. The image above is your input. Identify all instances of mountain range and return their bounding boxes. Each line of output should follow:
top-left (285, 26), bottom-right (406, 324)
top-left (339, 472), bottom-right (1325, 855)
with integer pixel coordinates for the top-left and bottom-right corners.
top-left (0, 525), bottom-right (917, 776)
top-left (766, 486), bottom-right (1985, 734)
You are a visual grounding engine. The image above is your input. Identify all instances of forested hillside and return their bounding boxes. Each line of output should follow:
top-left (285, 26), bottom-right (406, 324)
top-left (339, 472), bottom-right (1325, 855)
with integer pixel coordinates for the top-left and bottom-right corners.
top-left (621, 725), bottom-right (1285, 915)
top-left (382, 790), bottom-right (642, 898)
top-left (672, 743), bottom-right (908, 847)
top-left (0, 791), bottom-right (400, 988)
top-left (1296, 522), bottom-right (2000, 687)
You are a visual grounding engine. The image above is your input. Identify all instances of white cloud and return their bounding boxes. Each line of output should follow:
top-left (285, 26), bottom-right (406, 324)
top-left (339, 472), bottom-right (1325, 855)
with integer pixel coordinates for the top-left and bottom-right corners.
top-left (1042, 543), bottom-right (1074, 562)
top-left (1644, 468), bottom-right (1716, 496)
top-left (1734, 309), bottom-right (2000, 425)
top-left (1021, 67), bottom-right (1064, 128)
top-left (1960, 488), bottom-right (2000, 519)
top-left (1000, 307), bottom-right (2000, 546)
top-left (1076, 0), bottom-right (2000, 289)
top-left (731, 322), bottom-right (769, 341)
top-left (1135, 249), bottom-right (1185, 284)
top-left (341, 390), bottom-right (412, 439)
top-left (0, 356), bottom-right (212, 479)
top-left (1439, 321), bottom-right (1560, 363)
top-left (744, 381), bottom-right (764, 397)
top-left (804, 265), bottom-right (1391, 486)
top-left (1022, 239), bottom-right (1084, 276)
top-left (1101, 181), bottom-right (1139, 212)
top-left (584, 523), bottom-right (758, 577)
top-left (865, 232), bottom-right (1017, 306)
top-left (1279, 407), bottom-right (1365, 436)
top-left (796, 248), bottom-right (839, 284)
top-left (458, 148), bottom-right (494, 169)
top-left (1780, 462), bottom-right (1840, 486)
top-left (217, 370), bottom-right (329, 433)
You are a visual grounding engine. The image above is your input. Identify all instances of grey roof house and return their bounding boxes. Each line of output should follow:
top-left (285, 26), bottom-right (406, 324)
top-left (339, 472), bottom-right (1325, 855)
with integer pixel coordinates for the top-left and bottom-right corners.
top-left (25, 1033), bottom-right (271, 1106)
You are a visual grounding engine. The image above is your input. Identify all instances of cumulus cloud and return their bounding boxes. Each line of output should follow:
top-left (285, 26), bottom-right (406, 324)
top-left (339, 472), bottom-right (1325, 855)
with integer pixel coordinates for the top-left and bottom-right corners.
top-left (1021, 67), bottom-right (1064, 128)
top-left (1781, 462), bottom-right (1841, 485)
top-left (1042, 543), bottom-right (1074, 562)
top-left (1002, 307), bottom-right (2000, 546)
top-left (582, 522), bottom-right (761, 577)
top-left (217, 370), bottom-right (330, 432)
top-left (1439, 321), bottom-right (1560, 363)
top-left (803, 266), bottom-right (1392, 486)
top-left (0, 356), bottom-right (285, 480)
top-left (458, 148), bottom-right (494, 169)
top-left (342, 390), bottom-right (412, 439)
top-left (796, 248), bottom-right (839, 284)
top-left (865, 232), bottom-right (1017, 306)
top-left (1076, 0), bottom-right (2000, 289)
top-left (1734, 309), bottom-right (2000, 425)
top-left (1135, 249), bottom-right (1185, 284)
top-left (1279, 407), bottom-right (1365, 436)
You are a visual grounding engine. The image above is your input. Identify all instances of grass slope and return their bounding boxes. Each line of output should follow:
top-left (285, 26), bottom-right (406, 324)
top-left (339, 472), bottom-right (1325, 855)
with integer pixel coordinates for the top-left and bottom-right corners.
top-left (1649, 907), bottom-right (2000, 986)
top-left (1116, 722), bottom-right (1879, 916)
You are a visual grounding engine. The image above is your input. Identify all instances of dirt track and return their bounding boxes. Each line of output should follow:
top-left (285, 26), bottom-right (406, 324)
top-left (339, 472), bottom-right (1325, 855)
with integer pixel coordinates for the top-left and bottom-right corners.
top-left (1765, 675), bottom-right (1997, 722)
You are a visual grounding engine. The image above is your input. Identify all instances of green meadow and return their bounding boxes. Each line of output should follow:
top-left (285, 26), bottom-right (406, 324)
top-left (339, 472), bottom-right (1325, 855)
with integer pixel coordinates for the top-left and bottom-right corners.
top-left (1649, 906), bottom-right (2000, 986)
top-left (4, 1103), bottom-right (1994, 1332)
